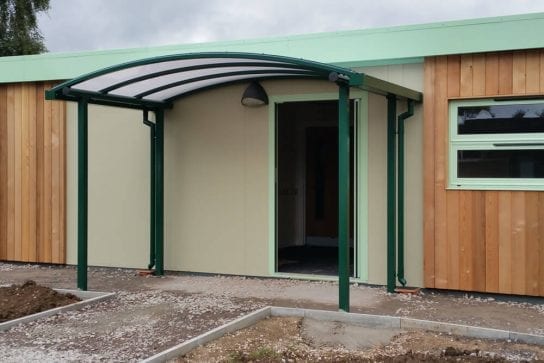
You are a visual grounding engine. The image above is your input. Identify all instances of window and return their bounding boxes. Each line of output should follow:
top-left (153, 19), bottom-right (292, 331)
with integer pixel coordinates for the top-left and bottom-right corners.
top-left (449, 99), bottom-right (544, 190)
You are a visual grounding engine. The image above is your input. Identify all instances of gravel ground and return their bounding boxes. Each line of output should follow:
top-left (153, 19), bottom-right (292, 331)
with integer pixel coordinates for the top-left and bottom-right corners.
top-left (179, 316), bottom-right (544, 362)
top-left (0, 262), bottom-right (543, 361)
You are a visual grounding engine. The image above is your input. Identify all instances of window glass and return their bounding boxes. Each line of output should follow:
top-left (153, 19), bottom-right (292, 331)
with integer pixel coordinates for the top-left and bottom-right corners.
top-left (450, 99), bottom-right (544, 189)
top-left (457, 149), bottom-right (544, 178)
top-left (458, 103), bottom-right (544, 134)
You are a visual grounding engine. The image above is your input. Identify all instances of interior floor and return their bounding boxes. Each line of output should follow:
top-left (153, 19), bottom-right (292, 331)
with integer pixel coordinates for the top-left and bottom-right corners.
top-left (277, 246), bottom-right (354, 276)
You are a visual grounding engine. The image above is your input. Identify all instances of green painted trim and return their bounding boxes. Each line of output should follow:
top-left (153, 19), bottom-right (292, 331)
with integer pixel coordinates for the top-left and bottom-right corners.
top-left (267, 102), bottom-right (276, 276)
top-left (1, 12), bottom-right (543, 83)
top-left (338, 57), bottom-right (424, 68)
top-left (356, 93), bottom-right (369, 283)
top-left (267, 90), bottom-right (369, 282)
top-left (273, 272), bottom-right (368, 283)
top-left (449, 98), bottom-right (544, 190)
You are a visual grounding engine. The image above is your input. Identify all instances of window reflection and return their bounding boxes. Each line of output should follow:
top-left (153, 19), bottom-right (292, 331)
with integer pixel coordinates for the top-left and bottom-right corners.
top-left (458, 150), bottom-right (544, 178)
top-left (458, 103), bottom-right (544, 134)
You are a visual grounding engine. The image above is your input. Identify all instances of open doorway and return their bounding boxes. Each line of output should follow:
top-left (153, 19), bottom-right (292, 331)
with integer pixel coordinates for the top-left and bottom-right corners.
top-left (276, 100), bottom-right (355, 276)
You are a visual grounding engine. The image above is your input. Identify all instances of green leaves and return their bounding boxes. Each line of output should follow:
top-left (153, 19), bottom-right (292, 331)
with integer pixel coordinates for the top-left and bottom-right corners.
top-left (0, 0), bottom-right (50, 56)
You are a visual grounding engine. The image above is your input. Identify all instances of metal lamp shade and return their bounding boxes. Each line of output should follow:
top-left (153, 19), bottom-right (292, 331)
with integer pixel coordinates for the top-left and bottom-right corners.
top-left (241, 81), bottom-right (268, 106)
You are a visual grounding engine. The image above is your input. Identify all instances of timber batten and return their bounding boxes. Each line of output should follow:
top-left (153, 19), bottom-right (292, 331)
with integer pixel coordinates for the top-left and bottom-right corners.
top-left (424, 50), bottom-right (544, 296)
top-left (0, 82), bottom-right (66, 264)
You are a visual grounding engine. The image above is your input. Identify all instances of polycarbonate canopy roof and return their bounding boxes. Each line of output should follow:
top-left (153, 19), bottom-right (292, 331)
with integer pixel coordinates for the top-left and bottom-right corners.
top-left (46, 52), bottom-right (421, 109)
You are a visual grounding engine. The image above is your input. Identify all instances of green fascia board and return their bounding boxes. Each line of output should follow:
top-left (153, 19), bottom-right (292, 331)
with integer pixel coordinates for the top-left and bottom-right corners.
top-left (1, 12), bottom-right (544, 83)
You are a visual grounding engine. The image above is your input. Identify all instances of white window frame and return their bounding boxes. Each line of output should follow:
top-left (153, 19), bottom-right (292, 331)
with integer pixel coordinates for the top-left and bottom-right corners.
top-left (449, 98), bottom-right (544, 191)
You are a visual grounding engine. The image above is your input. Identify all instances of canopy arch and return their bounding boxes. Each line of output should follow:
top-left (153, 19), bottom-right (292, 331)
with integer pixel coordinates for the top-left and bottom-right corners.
top-left (46, 52), bottom-right (420, 109)
top-left (46, 52), bottom-right (422, 312)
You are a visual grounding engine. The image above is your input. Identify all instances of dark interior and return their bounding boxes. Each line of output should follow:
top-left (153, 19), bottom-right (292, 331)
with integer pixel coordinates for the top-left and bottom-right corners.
top-left (276, 100), bottom-right (355, 276)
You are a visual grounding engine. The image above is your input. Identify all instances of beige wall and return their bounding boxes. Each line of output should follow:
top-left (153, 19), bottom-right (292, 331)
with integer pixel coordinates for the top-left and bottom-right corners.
top-left (164, 80), bottom-right (337, 275)
top-left (66, 103), bottom-right (151, 268)
top-left (362, 64), bottom-right (424, 286)
top-left (65, 66), bottom-right (425, 286)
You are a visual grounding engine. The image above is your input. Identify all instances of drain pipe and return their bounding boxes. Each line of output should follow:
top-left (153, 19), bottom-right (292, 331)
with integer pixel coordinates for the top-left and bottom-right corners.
top-left (396, 100), bottom-right (415, 287)
top-left (386, 95), bottom-right (397, 293)
top-left (143, 110), bottom-right (156, 270)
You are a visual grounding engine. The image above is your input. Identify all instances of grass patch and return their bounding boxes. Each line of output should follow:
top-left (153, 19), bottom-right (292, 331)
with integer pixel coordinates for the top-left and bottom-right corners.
top-left (227, 346), bottom-right (280, 362)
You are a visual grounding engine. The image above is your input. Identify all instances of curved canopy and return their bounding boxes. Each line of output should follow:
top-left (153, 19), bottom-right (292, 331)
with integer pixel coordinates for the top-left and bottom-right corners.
top-left (45, 52), bottom-right (368, 109)
top-left (46, 52), bottom-right (421, 110)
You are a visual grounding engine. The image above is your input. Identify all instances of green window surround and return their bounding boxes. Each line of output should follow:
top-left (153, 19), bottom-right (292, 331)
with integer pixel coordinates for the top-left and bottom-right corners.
top-left (448, 98), bottom-right (544, 191)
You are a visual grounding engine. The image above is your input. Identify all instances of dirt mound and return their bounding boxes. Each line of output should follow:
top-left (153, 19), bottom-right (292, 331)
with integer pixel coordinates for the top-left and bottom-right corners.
top-left (0, 280), bottom-right (81, 322)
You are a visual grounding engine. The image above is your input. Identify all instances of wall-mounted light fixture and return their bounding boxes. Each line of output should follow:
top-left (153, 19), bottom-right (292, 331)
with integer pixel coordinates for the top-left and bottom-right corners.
top-left (241, 81), bottom-right (268, 107)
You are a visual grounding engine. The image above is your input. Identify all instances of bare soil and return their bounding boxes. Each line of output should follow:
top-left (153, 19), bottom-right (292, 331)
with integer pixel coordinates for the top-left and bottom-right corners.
top-left (179, 316), bottom-right (544, 362)
top-left (0, 280), bottom-right (81, 323)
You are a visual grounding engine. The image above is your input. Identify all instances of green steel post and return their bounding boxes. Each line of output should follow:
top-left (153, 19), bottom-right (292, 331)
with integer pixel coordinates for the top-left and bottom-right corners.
top-left (77, 99), bottom-right (89, 290)
top-left (338, 84), bottom-right (350, 312)
top-left (396, 100), bottom-right (414, 287)
top-left (386, 95), bottom-right (397, 294)
top-left (154, 109), bottom-right (165, 275)
top-left (143, 111), bottom-right (156, 270)
top-left (149, 126), bottom-right (156, 269)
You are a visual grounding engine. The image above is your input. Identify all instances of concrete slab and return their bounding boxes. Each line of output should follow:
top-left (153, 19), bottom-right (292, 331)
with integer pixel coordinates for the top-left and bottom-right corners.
top-left (302, 318), bottom-right (402, 349)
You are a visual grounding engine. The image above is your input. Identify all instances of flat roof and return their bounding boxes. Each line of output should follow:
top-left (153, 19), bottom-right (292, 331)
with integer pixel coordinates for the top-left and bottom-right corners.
top-left (2, 12), bottom-right (544, 83)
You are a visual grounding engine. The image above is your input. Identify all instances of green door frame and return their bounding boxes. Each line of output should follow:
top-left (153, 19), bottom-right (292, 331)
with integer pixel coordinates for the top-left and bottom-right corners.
top-left (267, 90), bottom-right (369, 308)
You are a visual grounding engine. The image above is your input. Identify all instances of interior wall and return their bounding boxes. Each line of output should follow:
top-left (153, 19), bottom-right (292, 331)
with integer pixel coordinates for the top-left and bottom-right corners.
top-left (277, 102), bottom-right (343, 249)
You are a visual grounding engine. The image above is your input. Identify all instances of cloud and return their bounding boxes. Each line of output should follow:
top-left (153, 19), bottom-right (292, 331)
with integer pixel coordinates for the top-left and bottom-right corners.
top-left (38, 0), bottom-right (544, 52)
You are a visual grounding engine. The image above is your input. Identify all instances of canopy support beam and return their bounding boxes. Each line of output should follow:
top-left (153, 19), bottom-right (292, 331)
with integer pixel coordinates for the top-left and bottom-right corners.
top-left (77, 99), bottom-right (89, 290)
top-left (338, 83), bottom-right (350, 312)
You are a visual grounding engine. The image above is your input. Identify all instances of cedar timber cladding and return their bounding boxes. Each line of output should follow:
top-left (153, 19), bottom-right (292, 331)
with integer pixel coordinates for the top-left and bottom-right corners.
top-left (0, 82), bottom-right (66, 264)
top-left (424, 50), bottom-right (544, 297)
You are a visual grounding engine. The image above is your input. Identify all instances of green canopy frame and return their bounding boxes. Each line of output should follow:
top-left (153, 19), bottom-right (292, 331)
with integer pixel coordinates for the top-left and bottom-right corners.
top-left (46, 52), bottom-right (422, 312)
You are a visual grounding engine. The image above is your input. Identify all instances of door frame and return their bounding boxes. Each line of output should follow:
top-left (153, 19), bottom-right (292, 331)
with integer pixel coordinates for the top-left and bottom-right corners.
top-left (268, 91), bottom-right (369, 282)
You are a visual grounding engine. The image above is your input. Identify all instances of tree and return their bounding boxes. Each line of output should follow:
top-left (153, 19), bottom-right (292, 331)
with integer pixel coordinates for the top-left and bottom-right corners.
top-left (0, 0), bottom-right (50, 56)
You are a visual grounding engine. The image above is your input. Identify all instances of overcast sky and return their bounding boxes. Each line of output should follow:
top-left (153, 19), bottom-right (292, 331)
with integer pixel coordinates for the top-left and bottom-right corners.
top-left (37, 0), bottom-right (544, 53)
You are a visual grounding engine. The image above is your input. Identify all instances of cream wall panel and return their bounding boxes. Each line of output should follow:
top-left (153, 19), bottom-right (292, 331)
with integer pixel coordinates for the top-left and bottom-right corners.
top-left (165, 83), bottom-right (268, 275)
top-left (404, 103), bottom-right (424, 287)
top-left (367, 93), bottom-right (388, 284)
top-left (66, 104), bottom-right (149, 268)
top-left (362, 64), bottom-right (424, 287)
top-left (65, 74), bottom-right (424, 286)
top-left (357, 64), bottom-right (424, 92)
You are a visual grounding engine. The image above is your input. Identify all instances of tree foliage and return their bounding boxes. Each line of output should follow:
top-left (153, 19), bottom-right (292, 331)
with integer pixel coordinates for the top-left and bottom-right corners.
top-left (0, 0), bottom-right (50, 56)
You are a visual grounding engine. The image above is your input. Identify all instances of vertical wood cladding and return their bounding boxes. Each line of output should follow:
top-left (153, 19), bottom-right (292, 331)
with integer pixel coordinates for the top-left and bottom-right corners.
top-left (424, 50), bottom-right (544, 296)
top-left (0, 82), bottom-right (66, 264)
